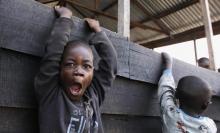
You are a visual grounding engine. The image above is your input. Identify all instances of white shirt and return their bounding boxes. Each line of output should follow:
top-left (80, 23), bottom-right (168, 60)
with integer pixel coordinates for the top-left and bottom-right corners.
top-left (158, 69), bottom-right (217, 133)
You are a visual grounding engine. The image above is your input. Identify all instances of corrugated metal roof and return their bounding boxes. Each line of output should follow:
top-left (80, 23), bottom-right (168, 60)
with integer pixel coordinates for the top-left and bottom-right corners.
top-left (133, 0), bottom-right (220, 44)
top-left (43, 0), bottom-right (220, 46)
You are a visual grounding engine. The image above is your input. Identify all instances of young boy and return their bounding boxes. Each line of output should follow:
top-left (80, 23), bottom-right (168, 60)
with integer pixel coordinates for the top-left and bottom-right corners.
top-left (34, 6), bottom-right (117, 133)
top-left (198, 57), bottom-right (210, 69)
top-left (158, 53), bottom-right (217, 133)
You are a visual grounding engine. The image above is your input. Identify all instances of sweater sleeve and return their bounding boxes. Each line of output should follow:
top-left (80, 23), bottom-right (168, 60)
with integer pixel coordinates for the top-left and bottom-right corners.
top-left (90, 31), bottom-right (117, 105)
top-left (158, 69), bottom-right (176, 114)
top-left (34, 17), bottom-right (73, 103)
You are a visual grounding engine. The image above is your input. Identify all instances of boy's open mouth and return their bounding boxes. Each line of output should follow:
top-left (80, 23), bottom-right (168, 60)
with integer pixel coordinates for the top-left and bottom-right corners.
top-left (69, 83), bottom-right (82, 95)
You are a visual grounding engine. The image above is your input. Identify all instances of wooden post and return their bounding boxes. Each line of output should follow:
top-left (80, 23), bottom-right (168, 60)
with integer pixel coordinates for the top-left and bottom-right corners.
top-left (200, 0), bottom-right (216, 70)
top-left (193, 39), bottom-right (198, 66)
top-left (117, 0), bottom-right (130, 39)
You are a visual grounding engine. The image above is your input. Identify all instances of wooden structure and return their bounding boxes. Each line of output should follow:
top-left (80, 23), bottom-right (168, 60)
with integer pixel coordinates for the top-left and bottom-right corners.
top-left (200, 0), bottom-right (216, 70)
top-left (35, 0), bottom-right (220, 48)
top-left (37, 0), bottom-right (220, 69)
top-left (117, 0), bottom-right (130, 38)
top-left (1, 0), bottom-right (220, 132)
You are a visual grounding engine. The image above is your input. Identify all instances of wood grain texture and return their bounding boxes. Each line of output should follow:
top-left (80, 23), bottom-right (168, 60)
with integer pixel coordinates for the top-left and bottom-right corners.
top-left (102, 114), bottom-right (162, 133)
top-left (1, 0), bottom-right (220, 132)
top-left (1, 0), bottom-right (220, 96)
top-left (1, 49), bottom-right (220, 122)
top-left (0, 107), bottom-right (38, 133)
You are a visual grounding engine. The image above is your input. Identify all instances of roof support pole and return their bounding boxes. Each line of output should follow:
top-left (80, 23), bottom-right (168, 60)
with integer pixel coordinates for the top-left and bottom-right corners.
top-left (193, 39), bottom-right (198, 66)
top-left (117, 0), bottom-right (130, 39)
top-left (200, 0), bottom-right (216, 70)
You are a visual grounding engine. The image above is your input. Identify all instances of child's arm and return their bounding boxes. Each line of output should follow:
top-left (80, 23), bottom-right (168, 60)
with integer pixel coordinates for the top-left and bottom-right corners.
top-left (85, 18), bottom-right (117, 105)
top-left (34, 7), bottom-right (73, 102)
top-left (158, 53), bottom-right (176, 113)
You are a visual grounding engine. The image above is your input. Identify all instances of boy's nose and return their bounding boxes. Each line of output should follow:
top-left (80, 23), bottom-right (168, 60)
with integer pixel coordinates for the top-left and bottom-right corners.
top-left (73, 67), bottom-right (84, 76)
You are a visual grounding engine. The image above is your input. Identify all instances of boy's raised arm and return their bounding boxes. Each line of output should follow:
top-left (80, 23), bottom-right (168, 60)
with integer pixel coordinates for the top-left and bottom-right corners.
top-left (85, 18), bottom-right (117, 105)
top-left (34, 7), bottom-right (73, 102)
top-left (158, 53), bottom-right (176, 113)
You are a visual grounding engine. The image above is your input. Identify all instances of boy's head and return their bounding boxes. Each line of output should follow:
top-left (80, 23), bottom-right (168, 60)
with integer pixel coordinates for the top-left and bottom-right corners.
top-left (198, 57), bottom-right (210, 69)
top-left (176, 76), bottom-right (212, 114)
top-left (60, 40), bottom-right (94, 101)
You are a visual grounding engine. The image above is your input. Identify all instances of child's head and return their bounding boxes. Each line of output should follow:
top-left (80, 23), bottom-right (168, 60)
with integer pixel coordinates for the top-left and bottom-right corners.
top-left (176, 76), bottom-right (212, 114)
top-left (198, 57), bottom-right (210, 69)
top-left (60, 40), bottom-right (94, 101)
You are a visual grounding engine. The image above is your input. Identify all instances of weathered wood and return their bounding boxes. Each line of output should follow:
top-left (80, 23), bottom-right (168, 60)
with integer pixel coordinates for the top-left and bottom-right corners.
top-left (1, 49), bottom-right (220, 123)
top-left (0, 107), bottom-right (162, 133)
top-left (102, 114), bottom-right (162, 133)
top-left (200, 0), bottom-right (216, 70)
top-left (0, 49), bottom-right (38, 108)
top-left (1, 0), bottom-right (220, 132)
top-left (117, 0), bottom-right (130, 38)
top-left (1, 0), bottom-right (220, 96)
top-left (0, 107), bottom-right (219, 133)
top-left (129, 43), bottom-right (220, 96)
top-left (141, 20), bottom-right (220, 48)
top-left (0, 107), bottom-right (38, 133)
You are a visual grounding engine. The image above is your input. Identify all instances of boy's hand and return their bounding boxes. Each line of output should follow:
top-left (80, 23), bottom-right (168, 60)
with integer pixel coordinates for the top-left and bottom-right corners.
top-left (162, 52), bottom-right (173, 70)
top-left (55, 6), bottom-right (72, 19)
top-left (85, 18), bottom-right (102, 32)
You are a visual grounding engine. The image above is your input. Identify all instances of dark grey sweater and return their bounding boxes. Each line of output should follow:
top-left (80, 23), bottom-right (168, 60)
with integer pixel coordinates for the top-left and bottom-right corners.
top-left (34, 17), bottom-right (117, 133)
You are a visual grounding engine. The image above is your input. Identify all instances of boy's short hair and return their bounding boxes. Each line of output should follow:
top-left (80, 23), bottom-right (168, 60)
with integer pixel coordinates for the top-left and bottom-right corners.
top-left (61, 40), bottom-right (93, 62)
top-left (176, 76), bottom-right (211, 112)
top-left (198, 57), bottom-right (210, 69)
top-left (65, 40), bottom-right (91, 52)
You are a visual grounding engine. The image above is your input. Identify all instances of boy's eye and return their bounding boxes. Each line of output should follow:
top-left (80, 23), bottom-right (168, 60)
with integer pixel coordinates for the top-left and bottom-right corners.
top-left (64, 63), bottom-right (76, 67)
top-left (83, 64), bottom-right (93, 70)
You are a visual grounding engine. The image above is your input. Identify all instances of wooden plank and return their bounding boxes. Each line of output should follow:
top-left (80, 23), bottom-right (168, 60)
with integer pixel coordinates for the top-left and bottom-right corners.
top-left (0, 0), bottom-right (129, 78)
top-left (102, 76), bottom-right (159, 116)
top-left (1, 107), bottom-right (219, 133)
top-left (0, 107), bottom-right (38, 133)
top-left (37, 0), bottom-right (58, 4)
top-left (140, 20), bottom-right (220, 48)
top-left (0, 106), bottom-right (162, 133)
top-left (1, 0), bottom-right (220, 132)
top-left (200, 0), bottom-right (216, 70)
top-left (1, 0), bottom-right (220, 94)
top-left (1, 0), bottom-right (220, 93)
top-left (0, 49), bottom-right (38, 108)
top-left (215, 121), bottom-right (220, 133)
top-left (102, 114), bottom-right (162, 133)
top-left (129, 42), bottom-right (220, 96)
top-left (117, 0), bottom-right (130, 38)
top-left (65, 0), bottom-right (117, 20)
top-left (1, 49), bottom-right (220, 122)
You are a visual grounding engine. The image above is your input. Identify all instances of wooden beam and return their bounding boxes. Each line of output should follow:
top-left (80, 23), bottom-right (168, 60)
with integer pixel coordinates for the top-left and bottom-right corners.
top-left (140, 20), bottom-right (220, 48)
top-left (92, 0), bottom-right (117, 18)
top-left (65, 0), bottom-right (166, 34)
top-left (95, 0), bottom-right (101, 9)
top-left (37, 0), bottom-right (58, 4)
top-left (70, 4), bottom-right (87, 18)
top-left (117, 0), bottom-right (130, 38)
top-left (131, 22), bottom-right (167, 33)
top-left (66, 0), bottom-right (117, 19)
top-left (200, 0), bottom-right (216, 70)
top-left (193, 39), bottom-right (198, 66)
top-left (102, 0), bottom-right (117, 12)
top-left (132, 0), bottom-right (171, 35)
top-left (131, 0), bottom-right (199, 30)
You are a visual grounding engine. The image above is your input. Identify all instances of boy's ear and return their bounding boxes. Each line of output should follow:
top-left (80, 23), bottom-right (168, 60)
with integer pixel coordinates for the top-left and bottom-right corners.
top-left (201, 103), bottom-right (208, 110)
